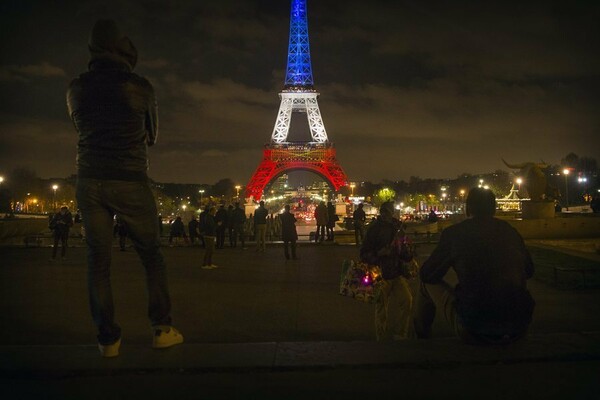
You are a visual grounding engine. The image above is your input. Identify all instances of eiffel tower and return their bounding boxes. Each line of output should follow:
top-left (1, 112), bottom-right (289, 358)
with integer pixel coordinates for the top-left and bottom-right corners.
top-left (245, 0), bottom-right (348, 201)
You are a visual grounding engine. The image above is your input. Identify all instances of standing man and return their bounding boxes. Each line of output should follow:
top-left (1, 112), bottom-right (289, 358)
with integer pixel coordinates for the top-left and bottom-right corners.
top-left (353, 203), bottom-right (366, 246)
top-left (326, 201), bottom-right (337, 241)
top-left (49, 206), bottom-right (74, 260)
top-left (67, 20), bottom-right (182, 357)
top-left (201, 207), bottom-right (218, 269)
top-left (414, 188), bottom-right (535, 344)
top-left (168, 216), bottom-right (186, 246)
top-left (227, 204), bottom-right (235, 247)
top-left (214, 204), bottom-right (228, 249)
top-left (198, 205), bottom-right (209, 248)
top-left (314, 201), bottom-right (328, 243)
top-left (231, 202), bottom-right (247, 249)
top-left (254, 201), bottom-right (268, 252)
top-left (280, 204), bottom-right (298, 260)
top-left (188, 215), bottom-right (199, 246)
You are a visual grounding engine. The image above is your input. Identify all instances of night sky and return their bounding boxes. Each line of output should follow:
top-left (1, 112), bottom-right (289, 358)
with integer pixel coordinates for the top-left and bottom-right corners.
top-left (1, 0), bottom-right (599, 186)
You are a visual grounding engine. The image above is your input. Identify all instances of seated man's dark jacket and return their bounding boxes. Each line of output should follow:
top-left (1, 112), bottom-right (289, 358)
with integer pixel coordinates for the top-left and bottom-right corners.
top-left (67, 59), bottom-right (157, 181)
top-left (420, 217), bottom-right (535, 337)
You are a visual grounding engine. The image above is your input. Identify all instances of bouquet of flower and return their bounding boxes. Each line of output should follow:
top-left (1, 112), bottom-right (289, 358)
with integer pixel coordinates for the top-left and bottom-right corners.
top-left (339, 260), bottom-right (383, 303)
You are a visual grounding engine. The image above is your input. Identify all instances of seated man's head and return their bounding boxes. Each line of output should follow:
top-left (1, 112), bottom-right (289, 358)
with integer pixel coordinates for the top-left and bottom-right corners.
top-left (466, 188), bottom-right (496, 218)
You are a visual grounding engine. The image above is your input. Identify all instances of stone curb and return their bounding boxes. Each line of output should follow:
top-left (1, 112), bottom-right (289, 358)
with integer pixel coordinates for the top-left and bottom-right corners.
top-left (2, 332), bottom-right (599, 378)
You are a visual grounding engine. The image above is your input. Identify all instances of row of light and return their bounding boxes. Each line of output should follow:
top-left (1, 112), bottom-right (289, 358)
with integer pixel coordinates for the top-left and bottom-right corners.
top-left (0, 176), bottom-right (60, 193)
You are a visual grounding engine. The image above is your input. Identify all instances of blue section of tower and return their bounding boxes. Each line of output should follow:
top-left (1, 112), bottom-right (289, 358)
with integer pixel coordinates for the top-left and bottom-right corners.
top-left (284, 0), bottom-right (314, 88)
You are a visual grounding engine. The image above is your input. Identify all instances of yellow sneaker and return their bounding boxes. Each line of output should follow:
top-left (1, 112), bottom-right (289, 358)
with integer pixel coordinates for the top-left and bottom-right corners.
top-left (152, 326), bottom-right (184, 349)
top-left (98, 338), bottom-right (121, 358)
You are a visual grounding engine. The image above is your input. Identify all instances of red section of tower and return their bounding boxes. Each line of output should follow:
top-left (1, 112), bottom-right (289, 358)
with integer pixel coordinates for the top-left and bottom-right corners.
top-left (246, 143), bottom-right (347, 201)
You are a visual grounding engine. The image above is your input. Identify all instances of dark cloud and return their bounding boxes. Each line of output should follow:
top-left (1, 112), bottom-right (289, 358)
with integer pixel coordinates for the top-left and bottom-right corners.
top-left (1, 0), bottom-right (599, 185)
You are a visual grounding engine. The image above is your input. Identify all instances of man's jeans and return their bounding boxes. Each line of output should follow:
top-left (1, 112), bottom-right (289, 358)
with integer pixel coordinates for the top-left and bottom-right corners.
top-left (354, 223), bottom-right (365, 245)
top-left (77, 178), bottom-right (172, 345)
top-left (414, 281), bottom-right (462, 339)
top-left (255, 224), bottom-right (266, 251)
top-left (52, 230), bottom-right (69, 258)
top-left (414, 281), bottom-right (530, 344)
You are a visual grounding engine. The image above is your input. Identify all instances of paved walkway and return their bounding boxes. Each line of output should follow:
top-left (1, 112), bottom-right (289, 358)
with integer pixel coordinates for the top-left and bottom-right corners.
top-left (1, 242), bottom-right (599, 398)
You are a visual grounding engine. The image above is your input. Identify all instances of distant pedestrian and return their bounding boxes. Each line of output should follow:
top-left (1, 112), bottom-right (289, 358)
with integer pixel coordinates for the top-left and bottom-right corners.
top-left (231, 202), bottom-right (247, 249)
top-left (67, 19), bottom-right (182, 357)
top-left (227, 205), bottom-right (235, 247)
top-left (113, 216), bottom-right (127, 251)
top-left (188, 216), bottom-right (199, 245)
top-left (254, 201), bottom-right (268, 252)
top-left (591, 195), bottom-right (600, 213)
top-left (326, 201), bottom-right (337, 241)
top-left (428, 209), bottom-right (438, 223)
top-left (169, 216), bottom-right (187, 246)
top-left (49, 206), bottom-right (73, 260)
top-left (280, 205), bottom-right (299, 260)
top-left (353, 203), bottom-right (366, 245)
top-left (202, 207), bottom-right (218, 269)
top-left (215, 204), bottom-right (228, 249)
top-left (198, 205), bottom-right (209, 248)
top-left (314, 201), bottom-right (328, 242)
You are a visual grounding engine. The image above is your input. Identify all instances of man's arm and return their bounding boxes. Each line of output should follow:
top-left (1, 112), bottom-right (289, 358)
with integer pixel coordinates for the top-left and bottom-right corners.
top-left (420, 229), bottom-right (453, 283)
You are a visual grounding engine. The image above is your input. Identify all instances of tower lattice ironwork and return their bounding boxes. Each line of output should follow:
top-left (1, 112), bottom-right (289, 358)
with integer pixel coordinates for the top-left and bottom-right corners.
top-left (246, 0), bottom-right (347, 200)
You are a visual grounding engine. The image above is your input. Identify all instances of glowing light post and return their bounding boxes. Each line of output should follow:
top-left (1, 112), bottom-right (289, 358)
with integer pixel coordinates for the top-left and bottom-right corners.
top-left (235, 185), bottom-right (241, 201)
top-left (440, 187), bottom-right (447, 213)
top-left (563, 169), bottom-right (570, 211)
top-left (0, 176), bottom-right (4, 185)
top-left (457, 189), bottom-right (465, 214)
top-left (199, 189), bottom-right (205, 206)
top-left (350, 183), bottom-right (355, 196)
top-left (578, 176), bottom-right (588, 202)
top-left (516, 177), bottom-right (522, 193)
top-left (52, 184), bottom-right (59, 211)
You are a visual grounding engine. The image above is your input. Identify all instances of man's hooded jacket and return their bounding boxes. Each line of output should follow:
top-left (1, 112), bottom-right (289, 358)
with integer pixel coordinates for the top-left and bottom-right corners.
top-left (67, 19), bottom-right (158, 181)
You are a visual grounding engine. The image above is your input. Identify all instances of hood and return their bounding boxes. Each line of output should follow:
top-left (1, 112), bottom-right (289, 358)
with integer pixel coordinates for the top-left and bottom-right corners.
top-left (88, 19), bottom-right (137, 71)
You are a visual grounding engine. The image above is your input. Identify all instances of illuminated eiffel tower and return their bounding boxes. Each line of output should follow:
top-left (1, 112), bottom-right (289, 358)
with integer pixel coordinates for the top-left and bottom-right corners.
top-left (245, 0), bottom-right (347, 200)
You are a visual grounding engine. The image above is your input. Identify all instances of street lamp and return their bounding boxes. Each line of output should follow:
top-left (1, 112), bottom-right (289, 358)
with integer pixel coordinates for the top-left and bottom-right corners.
top-left (578, 176), bottom-right (588, 202)
top-left (235, 185), bottom-right (241, 200)
top-left (182, 204), bottom-right (187, 212)
top-left (0, 176), bottom-right (4, 184)
top-left (516, 177), bottom-right (522, 192)
top-left (52, 184), bottom-right (59, 211)
top-left (350, 183), bottom-right (355, 196)
top-left (563, 169), bottom-right (570, 211)
top-left (199, 189), bottom-right (205, 205)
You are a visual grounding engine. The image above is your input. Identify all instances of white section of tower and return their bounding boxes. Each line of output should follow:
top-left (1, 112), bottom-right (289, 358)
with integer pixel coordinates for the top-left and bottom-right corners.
top-left (270, 91), bottom-right (329, 143)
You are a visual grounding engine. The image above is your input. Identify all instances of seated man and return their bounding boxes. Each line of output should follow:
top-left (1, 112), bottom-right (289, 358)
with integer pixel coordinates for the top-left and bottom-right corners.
top-left (414, 188), bottom-right (535, 344)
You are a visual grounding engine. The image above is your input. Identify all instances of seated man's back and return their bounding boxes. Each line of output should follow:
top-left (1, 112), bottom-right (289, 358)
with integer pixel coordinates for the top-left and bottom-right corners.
top-left (417, 188), bottom-right (535, 343)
